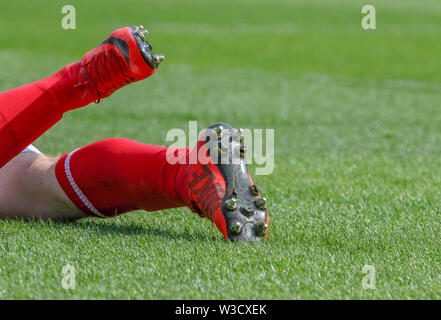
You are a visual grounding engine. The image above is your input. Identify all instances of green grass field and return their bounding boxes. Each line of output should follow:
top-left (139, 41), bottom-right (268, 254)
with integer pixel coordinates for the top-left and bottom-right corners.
top-left (1, 0), bottom-right (441, 299)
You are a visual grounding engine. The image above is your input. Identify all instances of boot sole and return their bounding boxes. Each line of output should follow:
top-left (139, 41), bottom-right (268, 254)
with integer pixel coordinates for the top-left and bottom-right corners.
top-left (205, 122), bottom-right (269, 242)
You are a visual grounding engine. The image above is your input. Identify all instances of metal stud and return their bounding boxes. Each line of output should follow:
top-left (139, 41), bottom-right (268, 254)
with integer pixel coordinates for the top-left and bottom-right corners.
top-left (240, 206), bottom-right (255, 217)
top-left (239, 145), bottom-right (247, 158)
top-left (214, 126), bottom-right (223, 137)
top-left (140, 26), bottom-right (148, 38)
top-left (154, 54), bottom-right (165, 65)
top-left (231, 222), bottom-right (242, 235)
top-left (255, 197), bottom-right (266, 210)
top-left (134, 25), bottom-right (148, 40)
top-left (254, 221), bottom-right (268, 237)
top-left (249, 185), bottom-right (259, 196)
top-left (225, 198), bottom-right (238, 210)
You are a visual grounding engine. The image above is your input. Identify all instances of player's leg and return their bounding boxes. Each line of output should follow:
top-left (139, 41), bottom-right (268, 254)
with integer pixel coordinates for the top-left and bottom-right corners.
top-left (0, 124), bottom-right (269, 241)
top-left (0, 26), bottom-right (163, 169)
top-left (53, 123), bottom-right (269, 241)
top-left (0, 150), bottom-right (85, 220)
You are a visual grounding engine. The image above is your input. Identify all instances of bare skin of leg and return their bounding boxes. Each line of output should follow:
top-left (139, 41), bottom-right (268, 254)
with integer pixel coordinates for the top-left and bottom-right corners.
top-left (0, 153), bottom-right (86, 221)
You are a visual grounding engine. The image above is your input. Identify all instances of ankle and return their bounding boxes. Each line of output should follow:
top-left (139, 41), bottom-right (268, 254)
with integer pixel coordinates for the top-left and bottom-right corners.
top-left (54, 62), bottom-right (99, 112)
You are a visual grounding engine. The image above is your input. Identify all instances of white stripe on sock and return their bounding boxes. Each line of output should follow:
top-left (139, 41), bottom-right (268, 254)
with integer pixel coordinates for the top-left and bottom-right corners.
top-left (64, 149), bottom-right (107, 218)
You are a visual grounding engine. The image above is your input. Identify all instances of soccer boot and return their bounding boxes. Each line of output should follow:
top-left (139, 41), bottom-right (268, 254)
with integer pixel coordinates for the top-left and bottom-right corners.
top-left (186, 123), bottom-right (269, 242)
top-left (80, 25), bottom-right (164, 100)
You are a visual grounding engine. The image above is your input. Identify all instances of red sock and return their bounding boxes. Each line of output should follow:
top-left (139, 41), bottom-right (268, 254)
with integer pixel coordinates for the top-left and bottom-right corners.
top-left (0, 62), bottom-right (97, 168)
top-left (55, 138), bottom-right (192, 217)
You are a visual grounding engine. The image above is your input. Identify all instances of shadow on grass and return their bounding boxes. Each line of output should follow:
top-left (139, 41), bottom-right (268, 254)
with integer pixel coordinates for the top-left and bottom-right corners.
top-left (48, 219), bottom-right (218, 242)
top-left (1, 216), bottom-right (227, 242)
